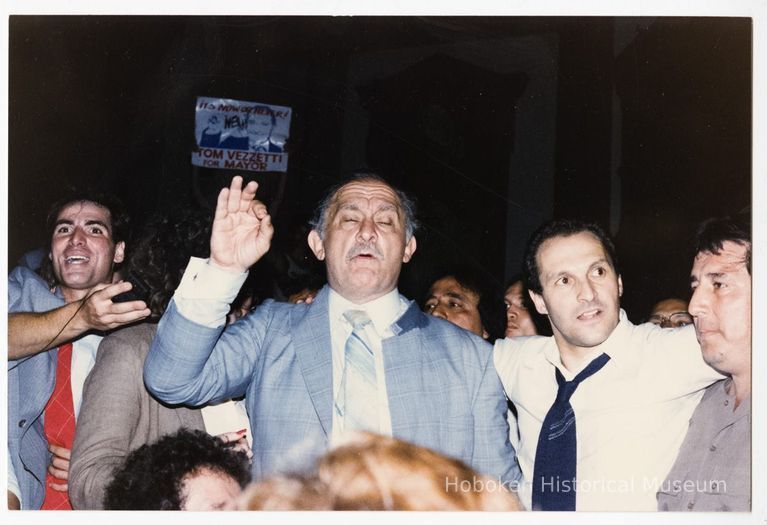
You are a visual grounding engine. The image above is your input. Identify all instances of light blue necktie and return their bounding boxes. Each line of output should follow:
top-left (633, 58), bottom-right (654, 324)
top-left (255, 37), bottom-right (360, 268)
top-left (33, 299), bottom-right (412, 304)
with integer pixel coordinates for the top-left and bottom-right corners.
top-left (335, 310), bottom-right (379, 433)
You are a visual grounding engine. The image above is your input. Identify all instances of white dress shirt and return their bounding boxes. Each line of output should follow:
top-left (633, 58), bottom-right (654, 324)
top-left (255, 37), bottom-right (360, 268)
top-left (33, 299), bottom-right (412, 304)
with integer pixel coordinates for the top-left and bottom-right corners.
top-left (71, 334), bottom-right (100, 418)
top-left (8, 449), bottom-right (22, 508)
top-left (173, 257), bottom-right (248, 327)
top-left (494, 310), bottom-right (724, 511)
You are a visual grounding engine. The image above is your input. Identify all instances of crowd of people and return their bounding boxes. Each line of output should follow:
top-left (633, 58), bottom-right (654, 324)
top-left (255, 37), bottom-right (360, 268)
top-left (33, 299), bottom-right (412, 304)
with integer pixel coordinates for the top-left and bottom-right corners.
top-left (7, 171), bottom-right (751, 512)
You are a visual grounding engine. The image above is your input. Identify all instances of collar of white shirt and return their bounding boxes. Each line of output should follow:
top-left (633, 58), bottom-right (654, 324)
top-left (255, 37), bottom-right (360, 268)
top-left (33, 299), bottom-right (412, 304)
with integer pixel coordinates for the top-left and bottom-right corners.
top-left (542, 308), bottom-right (630, 380)
top-left (328, 287), bottom-right (404, 336)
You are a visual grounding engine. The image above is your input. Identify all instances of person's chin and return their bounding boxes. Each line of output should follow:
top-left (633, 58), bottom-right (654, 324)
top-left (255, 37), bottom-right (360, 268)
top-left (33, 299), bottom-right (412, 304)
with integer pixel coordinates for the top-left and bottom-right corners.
top-left (59, 270), bottom-right (95, 286)
top-left (570, 325), bottom-right (613, 349)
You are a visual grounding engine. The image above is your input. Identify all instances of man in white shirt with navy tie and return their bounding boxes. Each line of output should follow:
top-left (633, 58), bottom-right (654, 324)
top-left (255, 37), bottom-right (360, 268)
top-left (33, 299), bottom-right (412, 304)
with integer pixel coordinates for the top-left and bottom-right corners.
top-left (494, 219), bottom-right (722, 511)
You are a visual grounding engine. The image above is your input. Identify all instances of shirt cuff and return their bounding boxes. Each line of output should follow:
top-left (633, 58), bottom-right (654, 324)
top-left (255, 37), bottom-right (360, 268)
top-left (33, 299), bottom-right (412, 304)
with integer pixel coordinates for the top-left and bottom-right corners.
top-left (173, 257), bottom-right (248, 328)
top-left (8, 452), bottom-right (22, 509)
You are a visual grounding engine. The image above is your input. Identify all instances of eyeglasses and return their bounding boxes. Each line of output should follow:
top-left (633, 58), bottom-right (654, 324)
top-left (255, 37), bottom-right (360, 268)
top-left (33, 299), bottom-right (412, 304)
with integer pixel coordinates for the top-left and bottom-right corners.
top-left (647, 312), bottom-right (693, 328)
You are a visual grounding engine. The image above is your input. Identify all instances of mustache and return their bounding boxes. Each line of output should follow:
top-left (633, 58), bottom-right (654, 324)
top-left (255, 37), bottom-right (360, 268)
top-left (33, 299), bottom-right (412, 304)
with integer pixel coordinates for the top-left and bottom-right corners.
top-left (346, 242), bottom-right (383, 260)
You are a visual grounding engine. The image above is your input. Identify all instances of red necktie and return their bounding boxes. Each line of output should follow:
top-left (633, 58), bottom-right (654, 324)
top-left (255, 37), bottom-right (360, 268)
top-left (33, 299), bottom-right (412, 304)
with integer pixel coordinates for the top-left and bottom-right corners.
top-left (41, 343), bottom-right (75, 510)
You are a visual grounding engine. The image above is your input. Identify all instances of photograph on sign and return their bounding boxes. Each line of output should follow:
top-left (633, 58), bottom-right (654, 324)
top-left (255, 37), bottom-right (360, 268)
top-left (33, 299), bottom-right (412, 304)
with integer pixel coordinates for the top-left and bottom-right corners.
top-left (192, 96), bottom-right (291, 172)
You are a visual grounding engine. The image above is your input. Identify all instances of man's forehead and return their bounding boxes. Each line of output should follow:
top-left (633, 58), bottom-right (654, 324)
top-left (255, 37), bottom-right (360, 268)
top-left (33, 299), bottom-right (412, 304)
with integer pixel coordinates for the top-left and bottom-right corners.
top-left (692, 241), bottom-right (749, 274)
top-left (538, 232), bottom-right (607, 268)
top-left (430, 277), bottom-right (479, 301)
top-left (654, 298), bottom-right (687, 310)
top-left (332, 181), bottom-right (401, 209)
top-left (249, 114), bottom-right (271, 123)
top-left (505, 281), bottom-right (524, 297)
top-left (56, 200), bottom-right (113, 226)
top-left (652, 299), bottom-right (688, 314)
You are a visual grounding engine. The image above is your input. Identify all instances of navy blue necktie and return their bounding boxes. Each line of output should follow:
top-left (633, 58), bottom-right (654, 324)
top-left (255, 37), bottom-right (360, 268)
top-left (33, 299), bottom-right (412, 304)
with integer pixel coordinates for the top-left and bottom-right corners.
top-left (531, 353), bottom-right (611, 511)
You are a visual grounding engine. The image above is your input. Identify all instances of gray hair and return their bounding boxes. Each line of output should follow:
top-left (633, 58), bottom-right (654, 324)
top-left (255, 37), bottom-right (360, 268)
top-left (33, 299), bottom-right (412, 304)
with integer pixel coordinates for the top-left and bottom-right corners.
top-left (309, 171), bottom-right (419, 241)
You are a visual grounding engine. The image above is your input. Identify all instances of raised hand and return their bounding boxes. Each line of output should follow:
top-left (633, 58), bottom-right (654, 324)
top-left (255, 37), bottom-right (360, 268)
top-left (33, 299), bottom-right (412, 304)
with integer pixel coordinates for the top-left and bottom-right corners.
top-left (210, 176), bottom-right (274, 273)
top-left (218, 429), bottom-right (254, 464)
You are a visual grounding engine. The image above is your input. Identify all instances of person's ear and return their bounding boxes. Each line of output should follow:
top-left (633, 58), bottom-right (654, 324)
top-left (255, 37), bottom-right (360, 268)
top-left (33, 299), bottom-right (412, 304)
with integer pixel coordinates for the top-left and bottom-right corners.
top-left (308, 230), bottom-right (325, 261)
top-left (402, 236), bottom-right (417, 263)
top-left (113, 241), bottom-right (125, 264)
top-left (617, 275), bottom-right (624, 297)
top-left (529, 289), bottom-right (548, 315)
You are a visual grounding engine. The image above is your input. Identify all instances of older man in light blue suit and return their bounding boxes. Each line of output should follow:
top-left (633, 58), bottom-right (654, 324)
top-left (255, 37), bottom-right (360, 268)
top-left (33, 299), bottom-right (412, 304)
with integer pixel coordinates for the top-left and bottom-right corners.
top-left (144, 173), bottom-right (520, 484)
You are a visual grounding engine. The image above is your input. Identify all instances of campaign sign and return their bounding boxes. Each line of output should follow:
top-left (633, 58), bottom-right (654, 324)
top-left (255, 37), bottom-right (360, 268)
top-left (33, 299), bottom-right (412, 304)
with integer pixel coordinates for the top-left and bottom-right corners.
top-left (192, 97), bottom-right (291, 172)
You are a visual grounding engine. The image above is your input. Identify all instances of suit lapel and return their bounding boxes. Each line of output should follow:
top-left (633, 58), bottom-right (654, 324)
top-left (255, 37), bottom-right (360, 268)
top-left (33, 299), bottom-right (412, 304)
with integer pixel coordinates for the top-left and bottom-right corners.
top-left (290, 286), bottom-right (334, 437)
top-left (383, 302), bottom-right (431, 439)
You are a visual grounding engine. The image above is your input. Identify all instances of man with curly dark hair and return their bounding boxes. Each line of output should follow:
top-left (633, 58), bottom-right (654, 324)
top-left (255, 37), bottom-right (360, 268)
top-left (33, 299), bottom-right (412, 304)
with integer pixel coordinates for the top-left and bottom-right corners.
top-left (104, 428), bottom-right (251, 510)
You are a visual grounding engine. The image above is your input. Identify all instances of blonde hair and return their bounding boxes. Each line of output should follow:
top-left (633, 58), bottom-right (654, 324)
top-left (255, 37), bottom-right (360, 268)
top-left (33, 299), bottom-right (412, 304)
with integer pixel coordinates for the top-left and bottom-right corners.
top-left (238, 475), bottom-right (332, 511)
top-left (240, 432), bottom-right (521, 511)
top-left (317, 432), bottom-right (522, 511)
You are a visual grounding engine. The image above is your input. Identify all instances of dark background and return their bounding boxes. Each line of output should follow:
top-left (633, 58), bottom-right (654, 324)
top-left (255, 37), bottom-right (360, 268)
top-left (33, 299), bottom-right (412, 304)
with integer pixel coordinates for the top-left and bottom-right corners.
top-left (8, 16), bottom-right (751, 321)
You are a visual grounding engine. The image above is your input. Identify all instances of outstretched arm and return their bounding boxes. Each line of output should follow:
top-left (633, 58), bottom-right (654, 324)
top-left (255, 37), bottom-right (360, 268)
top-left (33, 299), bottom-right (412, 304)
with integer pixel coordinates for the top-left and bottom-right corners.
top-left (144, 176), bottom-right (276, 406)
top-left (209, 175), bottom-right (274, 273)
top-left (8, 281), bottom-right (150, 360)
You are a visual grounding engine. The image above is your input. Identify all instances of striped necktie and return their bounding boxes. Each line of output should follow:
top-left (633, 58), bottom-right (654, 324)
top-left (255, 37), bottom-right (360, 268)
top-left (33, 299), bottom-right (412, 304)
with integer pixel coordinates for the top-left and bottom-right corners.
top-left (532, 352), bottom-right (611, 511)
top-left (335, 310), bottom-right (379, 433)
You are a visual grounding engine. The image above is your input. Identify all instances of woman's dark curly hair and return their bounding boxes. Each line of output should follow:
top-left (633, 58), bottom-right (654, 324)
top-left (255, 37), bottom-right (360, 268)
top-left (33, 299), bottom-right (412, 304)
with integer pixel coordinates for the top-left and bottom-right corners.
top-left (125, 207), bottom-right (212, 318)
top-left (104, 428), bottom-right (251, 510)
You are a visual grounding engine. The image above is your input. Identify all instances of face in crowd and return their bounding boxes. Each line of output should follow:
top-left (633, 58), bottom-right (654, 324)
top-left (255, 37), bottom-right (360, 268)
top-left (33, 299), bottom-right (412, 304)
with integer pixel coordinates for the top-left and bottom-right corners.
top-left (246, 112), bottom-right (274, 146)
top-left (180, 467), bottom-right (242, 511)
top-left (49, 200), bottom-right (124, 302)
top-left (504, 281), bottom-right (537, 338)
top-left (206, 115), bottom-right (223, 133)
top-left (308, 179), bottom-right (417, 304)
top-left (688, 240), bottom-right (751, 376)
top-left (424, 276), bottom-right (487, 339)
top-left (529, 231), bottom-right (623, 356)
top-left (647, 298), bottom-right (692, 328)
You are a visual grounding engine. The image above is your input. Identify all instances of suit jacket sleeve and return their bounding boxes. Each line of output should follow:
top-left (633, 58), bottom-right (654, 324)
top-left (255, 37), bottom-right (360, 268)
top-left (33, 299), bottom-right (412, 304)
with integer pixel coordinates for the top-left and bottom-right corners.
top-left (468, 336), bottom-right (522, 485)
top-left (144, 299), bottom-right (272, 406)
top-left (69, 329), bottom-right (146, 509)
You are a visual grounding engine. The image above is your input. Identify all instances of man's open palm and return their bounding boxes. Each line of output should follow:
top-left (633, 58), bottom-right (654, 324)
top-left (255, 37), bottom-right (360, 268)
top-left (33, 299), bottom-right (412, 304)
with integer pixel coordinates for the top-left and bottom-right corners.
top-left (210, 176), bottom-right (274, 273)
